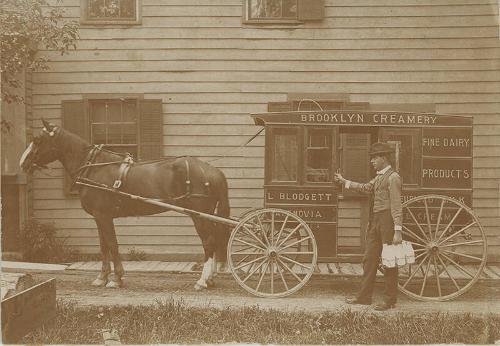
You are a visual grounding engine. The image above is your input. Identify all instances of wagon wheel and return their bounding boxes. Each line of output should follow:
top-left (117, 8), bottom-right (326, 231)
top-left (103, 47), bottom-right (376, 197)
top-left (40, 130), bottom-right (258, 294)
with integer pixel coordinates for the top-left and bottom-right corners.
top-left (227, 208), bottom-right (318, 298)
top-left (399, 194), bottom-right (487, 301)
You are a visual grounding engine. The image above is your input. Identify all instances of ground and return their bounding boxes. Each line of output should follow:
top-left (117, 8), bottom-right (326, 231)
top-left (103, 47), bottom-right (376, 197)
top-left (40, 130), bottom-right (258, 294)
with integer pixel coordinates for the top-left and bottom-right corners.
top-left (33, 270), bottom-right (500, 315)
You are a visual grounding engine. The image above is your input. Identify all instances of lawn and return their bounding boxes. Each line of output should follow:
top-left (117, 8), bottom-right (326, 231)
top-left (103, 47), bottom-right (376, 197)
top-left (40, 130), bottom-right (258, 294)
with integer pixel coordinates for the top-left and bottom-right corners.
top-left (23, 298), bottom-right (500, 344)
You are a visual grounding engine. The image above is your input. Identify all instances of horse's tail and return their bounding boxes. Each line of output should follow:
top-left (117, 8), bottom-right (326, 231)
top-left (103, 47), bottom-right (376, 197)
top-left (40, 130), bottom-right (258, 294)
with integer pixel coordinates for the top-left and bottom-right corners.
top-left (213, 169), bottom-right (231, 262)
top-left (215, 170), bottom-right (230, 219)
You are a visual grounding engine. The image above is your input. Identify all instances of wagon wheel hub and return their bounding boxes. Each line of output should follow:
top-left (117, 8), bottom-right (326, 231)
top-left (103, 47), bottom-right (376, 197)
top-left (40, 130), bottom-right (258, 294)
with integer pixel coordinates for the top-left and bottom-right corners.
top-left (267, 247), bottom-right (278, 259)
top-left (427, 241), bottom-right (440, 252)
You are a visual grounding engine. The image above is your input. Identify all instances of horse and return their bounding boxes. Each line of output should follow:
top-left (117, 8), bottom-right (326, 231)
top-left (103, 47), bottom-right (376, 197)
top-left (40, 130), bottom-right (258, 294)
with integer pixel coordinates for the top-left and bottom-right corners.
top-left (20, 119), bottom-right (231, 290)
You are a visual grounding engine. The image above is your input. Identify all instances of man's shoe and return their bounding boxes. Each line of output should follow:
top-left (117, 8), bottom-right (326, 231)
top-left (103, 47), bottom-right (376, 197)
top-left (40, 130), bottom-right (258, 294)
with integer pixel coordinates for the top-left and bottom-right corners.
top-left (374, 302), bottom-right (396, 311)
top-left (345, 297), bottom-right (371, 305)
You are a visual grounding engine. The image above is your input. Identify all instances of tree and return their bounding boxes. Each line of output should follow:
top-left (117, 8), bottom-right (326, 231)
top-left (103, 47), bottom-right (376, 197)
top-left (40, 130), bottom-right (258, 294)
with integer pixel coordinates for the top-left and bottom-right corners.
top-left (1, 0), bottom-right (79, 104)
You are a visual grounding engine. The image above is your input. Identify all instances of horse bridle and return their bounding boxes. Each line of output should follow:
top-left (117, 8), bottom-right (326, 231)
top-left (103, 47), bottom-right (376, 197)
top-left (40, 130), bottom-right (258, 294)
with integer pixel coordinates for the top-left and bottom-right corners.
top-left (29, 127), bottom-right (63, 170)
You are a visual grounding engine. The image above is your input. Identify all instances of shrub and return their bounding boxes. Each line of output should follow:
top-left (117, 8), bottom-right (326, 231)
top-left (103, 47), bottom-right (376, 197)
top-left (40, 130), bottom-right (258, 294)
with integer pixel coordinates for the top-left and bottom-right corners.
top-left (19, 219), bottom-right (69, 263)
top-left (127, 247), bottom-right (147, 261)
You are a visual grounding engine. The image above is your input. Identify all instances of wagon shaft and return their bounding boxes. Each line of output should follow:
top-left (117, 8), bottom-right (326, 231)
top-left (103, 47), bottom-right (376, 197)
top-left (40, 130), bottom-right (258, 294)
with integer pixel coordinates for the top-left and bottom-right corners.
top-left (75, 180), bottom-right (240, 227)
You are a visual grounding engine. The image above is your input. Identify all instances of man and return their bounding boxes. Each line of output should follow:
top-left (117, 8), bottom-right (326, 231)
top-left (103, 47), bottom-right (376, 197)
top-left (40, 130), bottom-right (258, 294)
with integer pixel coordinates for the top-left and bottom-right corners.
top-left (334, 142), bottom-right (403, 311)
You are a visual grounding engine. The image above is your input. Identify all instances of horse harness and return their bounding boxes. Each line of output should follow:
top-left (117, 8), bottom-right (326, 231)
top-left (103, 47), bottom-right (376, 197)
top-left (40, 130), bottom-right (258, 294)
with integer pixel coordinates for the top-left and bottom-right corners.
top-left (74, 146), bottom-right (210, 202)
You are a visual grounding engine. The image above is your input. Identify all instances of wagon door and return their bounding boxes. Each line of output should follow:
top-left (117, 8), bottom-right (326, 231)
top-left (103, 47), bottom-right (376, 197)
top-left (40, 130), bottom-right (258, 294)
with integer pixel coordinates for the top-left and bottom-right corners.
top-left (264, 125), bottom-right (338, 259)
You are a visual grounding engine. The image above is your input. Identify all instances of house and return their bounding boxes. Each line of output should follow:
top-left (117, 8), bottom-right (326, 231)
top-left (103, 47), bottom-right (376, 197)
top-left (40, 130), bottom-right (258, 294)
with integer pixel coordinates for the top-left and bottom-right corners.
top-left (2, 0), bottom-right (499, 262)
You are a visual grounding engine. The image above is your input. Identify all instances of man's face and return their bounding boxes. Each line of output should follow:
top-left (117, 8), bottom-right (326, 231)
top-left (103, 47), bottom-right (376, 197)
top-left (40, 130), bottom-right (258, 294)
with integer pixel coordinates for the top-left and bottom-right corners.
top-left (370, 155), bottom-right (387, 172)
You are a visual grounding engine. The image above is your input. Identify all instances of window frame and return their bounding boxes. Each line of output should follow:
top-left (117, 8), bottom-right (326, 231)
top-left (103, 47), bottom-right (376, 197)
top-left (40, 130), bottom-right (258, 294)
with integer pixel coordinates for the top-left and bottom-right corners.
top-left (80, 0), bottom-right (142, 25)
top-left (243, 0), bottom-right (300, 24)
top-left (380, 127), bottom-right (422, 187)
top-left (303, 126), bottom-right (336, 185)
top-left (88, 97), bottom-right (140, 159)
top-left (266, 126), bottom-right (301, 184)
top-left (242, 0), bottom-right (324, 25)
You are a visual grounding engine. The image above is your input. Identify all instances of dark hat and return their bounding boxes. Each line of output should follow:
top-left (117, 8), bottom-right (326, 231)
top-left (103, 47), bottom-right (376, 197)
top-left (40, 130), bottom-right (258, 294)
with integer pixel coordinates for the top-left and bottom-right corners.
top-left (369, 142), bottom-right (394, 157)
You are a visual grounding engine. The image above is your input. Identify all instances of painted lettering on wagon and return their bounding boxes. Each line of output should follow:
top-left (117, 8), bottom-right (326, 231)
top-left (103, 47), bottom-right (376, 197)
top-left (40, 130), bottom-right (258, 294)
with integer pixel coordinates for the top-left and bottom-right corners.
top-left (300, 112), bottom-right (437, 125)
top-left (266, 192), bottom-right (334, 202)
top-left (423, 137), bottom-right (470, 148)
top-left (422, 128), bottom-right (472, 157)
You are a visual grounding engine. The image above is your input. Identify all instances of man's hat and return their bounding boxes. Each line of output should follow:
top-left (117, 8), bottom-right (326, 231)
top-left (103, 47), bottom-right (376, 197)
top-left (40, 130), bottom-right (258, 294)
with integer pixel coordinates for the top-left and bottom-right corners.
top-left (369, 142), bottom-right (394, 157)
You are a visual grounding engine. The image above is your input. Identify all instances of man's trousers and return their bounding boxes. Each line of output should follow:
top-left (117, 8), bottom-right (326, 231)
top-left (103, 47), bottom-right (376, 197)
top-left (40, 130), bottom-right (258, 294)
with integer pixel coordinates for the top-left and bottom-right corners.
top-left (356, 209), bottom-right (398, 304)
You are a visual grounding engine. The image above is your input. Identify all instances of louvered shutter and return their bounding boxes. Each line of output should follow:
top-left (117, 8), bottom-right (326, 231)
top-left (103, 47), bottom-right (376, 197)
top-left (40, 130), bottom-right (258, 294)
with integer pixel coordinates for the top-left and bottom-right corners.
top-left (340, 133), bottom-right (371, 197)
top-left (62, 100), bottom-right (88, 196)
top-left (139, 99), bottom-right (163, 160)
top-left (298, 0), bottom-right (325, 21)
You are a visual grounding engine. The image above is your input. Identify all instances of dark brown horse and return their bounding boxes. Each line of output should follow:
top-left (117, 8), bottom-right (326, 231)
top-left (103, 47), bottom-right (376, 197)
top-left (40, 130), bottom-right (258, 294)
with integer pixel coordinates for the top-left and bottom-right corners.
top-left (20, 119), bottom-right (231, 289)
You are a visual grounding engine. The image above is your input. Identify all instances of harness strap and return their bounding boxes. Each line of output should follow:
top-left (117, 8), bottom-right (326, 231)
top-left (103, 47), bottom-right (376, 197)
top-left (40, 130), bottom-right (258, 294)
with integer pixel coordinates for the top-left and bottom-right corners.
top-left (113, 154), bottom-right (134, 189)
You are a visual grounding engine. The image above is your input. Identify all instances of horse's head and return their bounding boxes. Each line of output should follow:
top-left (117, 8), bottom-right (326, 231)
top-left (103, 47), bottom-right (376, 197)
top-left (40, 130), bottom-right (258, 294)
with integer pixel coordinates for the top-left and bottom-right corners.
top-left (20, 119), bottom-right (62, 173)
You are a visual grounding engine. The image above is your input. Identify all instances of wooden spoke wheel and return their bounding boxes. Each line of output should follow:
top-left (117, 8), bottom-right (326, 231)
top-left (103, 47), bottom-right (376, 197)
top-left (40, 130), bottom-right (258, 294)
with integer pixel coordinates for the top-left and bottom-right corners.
top-left (227, 208), bottom-right (318, 298)
top-left (399, 195), bottom-right (487, 301)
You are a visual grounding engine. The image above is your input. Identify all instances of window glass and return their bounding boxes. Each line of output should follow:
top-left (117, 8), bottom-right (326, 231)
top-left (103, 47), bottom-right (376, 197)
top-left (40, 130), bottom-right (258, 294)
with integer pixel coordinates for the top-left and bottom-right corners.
top-left (89, 99), bottom-right (138, 158)
top-left (305, 128), bottom-right (332, 183)
top-left (86, 0), bottom-right (136, 21)
top-left (248, 0), bottom-right (297, 20)
top-left (272, 129), bottom-right (298, 182)
top-left (382, 129), bottom-right (421, 186)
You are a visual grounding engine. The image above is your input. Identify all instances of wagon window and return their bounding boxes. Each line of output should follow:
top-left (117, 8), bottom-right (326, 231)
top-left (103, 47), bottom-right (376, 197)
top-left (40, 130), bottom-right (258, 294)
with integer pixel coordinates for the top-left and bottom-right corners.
top-left (305, 128), bottom-right (332, 183)
top-left (271, 128), bottom-right (298, 182)
top-left (381, 128), bottom-right (421, 186)
top-left (90, 99), bottom-right (138, 159)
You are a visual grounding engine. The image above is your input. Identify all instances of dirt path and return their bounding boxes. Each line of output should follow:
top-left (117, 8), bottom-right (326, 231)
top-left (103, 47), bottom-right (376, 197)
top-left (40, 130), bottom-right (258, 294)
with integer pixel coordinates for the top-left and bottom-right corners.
top-left (32, 270), bottom-right (500, 315)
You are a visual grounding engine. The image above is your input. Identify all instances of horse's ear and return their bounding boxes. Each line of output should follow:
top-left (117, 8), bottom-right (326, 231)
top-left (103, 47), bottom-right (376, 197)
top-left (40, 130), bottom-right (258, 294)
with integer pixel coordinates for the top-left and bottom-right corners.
top-left (42, 119), bottom-right (54, 132)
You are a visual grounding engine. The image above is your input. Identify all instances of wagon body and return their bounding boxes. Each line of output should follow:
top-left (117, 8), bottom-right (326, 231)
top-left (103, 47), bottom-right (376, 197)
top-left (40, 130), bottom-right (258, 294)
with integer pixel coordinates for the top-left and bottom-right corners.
top-left (239, 108), bottom-right (486, 301)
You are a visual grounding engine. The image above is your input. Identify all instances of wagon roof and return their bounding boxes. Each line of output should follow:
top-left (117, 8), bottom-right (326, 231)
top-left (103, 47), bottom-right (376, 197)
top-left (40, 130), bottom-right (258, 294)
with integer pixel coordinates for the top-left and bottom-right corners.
top-left (251, 110), bottom-right (473, 128)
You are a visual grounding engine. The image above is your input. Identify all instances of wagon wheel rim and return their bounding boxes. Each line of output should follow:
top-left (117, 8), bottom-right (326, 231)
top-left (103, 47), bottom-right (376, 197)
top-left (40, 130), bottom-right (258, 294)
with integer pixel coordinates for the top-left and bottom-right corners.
top-left (399, 194), bottom-right (487, 301)
top-left (227, 208), bottom-right (318, 298)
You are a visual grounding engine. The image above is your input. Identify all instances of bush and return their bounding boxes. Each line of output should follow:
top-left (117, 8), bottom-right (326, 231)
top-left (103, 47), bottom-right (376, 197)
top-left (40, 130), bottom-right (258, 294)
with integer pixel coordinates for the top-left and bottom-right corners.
top-left (19, 219), bottom-right (71, 263)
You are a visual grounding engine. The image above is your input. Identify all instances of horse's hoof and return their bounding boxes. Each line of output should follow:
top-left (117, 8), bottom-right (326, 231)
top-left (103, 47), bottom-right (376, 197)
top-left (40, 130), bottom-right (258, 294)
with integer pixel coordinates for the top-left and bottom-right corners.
top-left (206, 278), bottom-right (215, 288)
top-left (91, 278), bottom-right (107, 287)
top-left (105, 280), bottom-right (122, 289)
top-left (194, 283), bottom-right (207, 291)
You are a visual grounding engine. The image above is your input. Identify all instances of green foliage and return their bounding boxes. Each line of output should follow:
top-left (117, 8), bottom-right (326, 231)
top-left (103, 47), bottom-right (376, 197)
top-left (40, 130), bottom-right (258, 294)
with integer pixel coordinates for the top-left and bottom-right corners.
top-left (19, 218), bottom-right (73, 263)
top-left (0, 0), bottom-right (79, 103)
top-left (23, 299), bottom-right (500, 344)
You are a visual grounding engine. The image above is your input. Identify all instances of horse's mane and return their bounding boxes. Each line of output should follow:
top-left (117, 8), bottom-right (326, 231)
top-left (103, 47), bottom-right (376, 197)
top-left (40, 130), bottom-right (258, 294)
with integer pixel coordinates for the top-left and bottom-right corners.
top-left (57, 127), bottom-right (91, 158)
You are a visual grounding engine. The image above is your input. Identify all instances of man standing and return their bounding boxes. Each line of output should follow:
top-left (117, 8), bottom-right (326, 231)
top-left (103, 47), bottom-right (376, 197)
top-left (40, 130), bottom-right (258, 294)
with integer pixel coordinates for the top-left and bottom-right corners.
top-left (334, 142), bottom-right (403, 311)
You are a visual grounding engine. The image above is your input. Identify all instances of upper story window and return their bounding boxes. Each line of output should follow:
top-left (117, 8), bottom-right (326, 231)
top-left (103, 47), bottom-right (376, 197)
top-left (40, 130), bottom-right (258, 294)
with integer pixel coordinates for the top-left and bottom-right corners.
top-left (81, 0), bottom-right (141, 24)
top-left (244, 0), bottom-right (324, 24)
top-left (249, 0), bottom-right (297, 20)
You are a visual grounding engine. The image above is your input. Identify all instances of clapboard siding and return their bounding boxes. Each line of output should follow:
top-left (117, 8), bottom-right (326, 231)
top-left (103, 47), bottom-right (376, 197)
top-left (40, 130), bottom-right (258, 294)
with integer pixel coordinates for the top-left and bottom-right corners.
top-left (30, 0), bottom-right (500, 259)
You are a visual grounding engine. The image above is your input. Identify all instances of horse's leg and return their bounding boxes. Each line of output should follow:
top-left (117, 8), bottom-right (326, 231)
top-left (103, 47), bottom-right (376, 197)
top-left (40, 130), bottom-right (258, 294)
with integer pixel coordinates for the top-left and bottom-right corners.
top-left (192, 218), bottom-right (216, 291)
top-left (91, 226), bottom-right (111, 287)
top-left (97, 216), bottom-right (124, 288)
top-left (207, 250), bottom-right (217, 286)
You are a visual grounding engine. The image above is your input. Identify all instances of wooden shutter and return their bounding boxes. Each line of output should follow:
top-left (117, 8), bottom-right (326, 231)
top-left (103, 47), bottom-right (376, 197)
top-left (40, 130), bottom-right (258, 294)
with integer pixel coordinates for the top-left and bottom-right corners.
top-left (340, 133), bottom-right (371, 197)
top-left (298, 0), bottom-right (325, 21)
top-left (139, 99), bottom-right (163, 160)
top-left (62, 100), bottom-right (87, 196)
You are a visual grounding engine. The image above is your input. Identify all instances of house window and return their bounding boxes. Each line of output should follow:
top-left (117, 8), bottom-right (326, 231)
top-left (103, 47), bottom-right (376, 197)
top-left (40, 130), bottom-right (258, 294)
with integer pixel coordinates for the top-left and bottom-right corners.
top-left (244, 0), bottom-right (324, 23)
top-left (62, 97), bottom-right (163, 195)
top-left (248, 0), bottom-right (297, 20)
top-left (89, 99), bottom-right (138, 159)
top-left (81, 0), bottom-right (140, 24)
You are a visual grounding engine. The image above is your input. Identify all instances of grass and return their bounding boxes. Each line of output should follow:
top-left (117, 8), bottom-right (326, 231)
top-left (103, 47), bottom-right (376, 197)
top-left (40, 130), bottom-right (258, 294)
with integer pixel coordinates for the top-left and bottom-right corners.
top-left (23, 299), bottom-right (500, 345)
